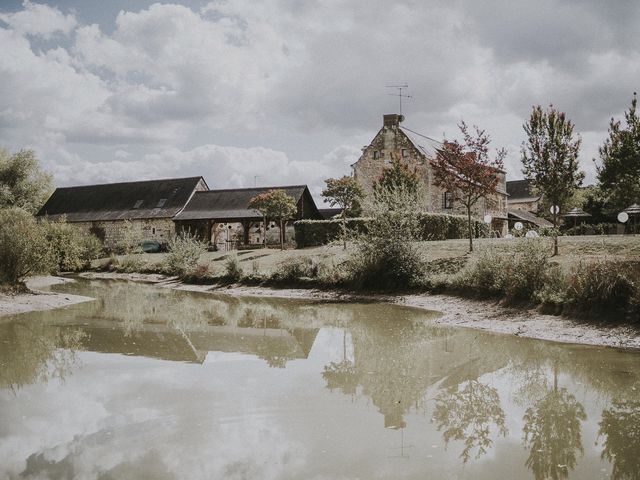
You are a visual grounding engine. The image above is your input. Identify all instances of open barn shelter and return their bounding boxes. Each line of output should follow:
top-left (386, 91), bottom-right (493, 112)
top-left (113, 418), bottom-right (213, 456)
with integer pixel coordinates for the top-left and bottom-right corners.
top-left (173, 185), bottom-right (322, 250)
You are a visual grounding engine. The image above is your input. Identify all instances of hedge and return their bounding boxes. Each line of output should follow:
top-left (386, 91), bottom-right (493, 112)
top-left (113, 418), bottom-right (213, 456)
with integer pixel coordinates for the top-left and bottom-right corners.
top-left (295, 213), bottom-right (490, 247)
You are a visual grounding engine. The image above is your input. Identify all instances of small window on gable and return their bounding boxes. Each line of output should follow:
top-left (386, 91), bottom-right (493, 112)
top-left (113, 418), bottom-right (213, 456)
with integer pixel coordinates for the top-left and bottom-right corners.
top-left (152, 227), bottom-right (156, 235)
top-left (373, 150), bottom-right (380, 159)
top-left (156, 198), bottom-right (167, 208)
top-left (443, 192), bottom-right (453, 209)
top-left (133, 200), bottom-right (144, 209)
top-left (402, 148), bottom-right (409, 158)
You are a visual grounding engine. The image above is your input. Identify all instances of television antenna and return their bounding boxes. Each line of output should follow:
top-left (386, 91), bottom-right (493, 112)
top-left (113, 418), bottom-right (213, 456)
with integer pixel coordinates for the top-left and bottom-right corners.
top-left (386, 84), bottom-right (412, 115)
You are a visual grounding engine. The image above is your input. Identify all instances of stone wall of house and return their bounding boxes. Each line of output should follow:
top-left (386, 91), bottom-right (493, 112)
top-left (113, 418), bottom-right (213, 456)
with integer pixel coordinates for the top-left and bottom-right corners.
top-left (352, 114), bottom-right (509, 236)
top-left (71, 218), bottom-right (176, 250)
top-left (508, 199), bottom-right (540, 213)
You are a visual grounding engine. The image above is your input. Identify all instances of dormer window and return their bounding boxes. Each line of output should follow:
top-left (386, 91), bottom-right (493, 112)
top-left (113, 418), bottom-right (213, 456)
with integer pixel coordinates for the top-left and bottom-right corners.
top-left (156, 198), bottom-right (167, 208)
top-left (133, 200), bottom-right (144, 209)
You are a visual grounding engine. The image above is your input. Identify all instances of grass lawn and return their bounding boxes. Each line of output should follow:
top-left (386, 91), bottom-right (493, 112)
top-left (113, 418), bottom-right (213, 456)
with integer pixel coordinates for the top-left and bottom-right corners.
top-left (94, 234), bottom-right (640, 277)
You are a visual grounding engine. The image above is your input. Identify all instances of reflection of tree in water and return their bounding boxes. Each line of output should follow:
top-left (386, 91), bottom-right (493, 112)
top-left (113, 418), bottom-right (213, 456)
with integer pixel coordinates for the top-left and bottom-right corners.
top-left (0, 322), bottom-right (86, 390)
top-left (323, 331), bottom-right (360, 396)
top-left (321, 317), bottom-right (456, 430)
top-left (597, 395), bottom-right (640, 480)
top-left (522, 367), bottom-right (587, 480)
top-left (433, 379), bottom-right (508, 462)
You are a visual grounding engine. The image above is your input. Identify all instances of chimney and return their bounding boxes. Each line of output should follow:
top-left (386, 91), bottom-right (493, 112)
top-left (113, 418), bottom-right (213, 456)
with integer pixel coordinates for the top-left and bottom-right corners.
top-left (383, 114), bottom-right (404, 127)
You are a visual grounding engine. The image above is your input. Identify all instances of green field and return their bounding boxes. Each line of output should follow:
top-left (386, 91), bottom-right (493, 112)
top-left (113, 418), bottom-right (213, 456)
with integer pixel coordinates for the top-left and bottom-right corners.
top-left (95, 234), bottom-right (640, 277)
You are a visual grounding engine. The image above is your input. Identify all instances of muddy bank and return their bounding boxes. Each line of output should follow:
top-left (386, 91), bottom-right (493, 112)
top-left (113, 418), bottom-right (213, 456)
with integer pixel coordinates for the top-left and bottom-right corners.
top-left (0, 276), bottom-right (94, 317)
top-left (79, 271), bottom-right (640, 350)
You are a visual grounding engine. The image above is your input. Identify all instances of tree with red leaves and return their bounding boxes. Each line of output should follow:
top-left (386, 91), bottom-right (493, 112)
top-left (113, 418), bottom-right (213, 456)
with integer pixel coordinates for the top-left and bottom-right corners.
top-left (432, 122), bottom-right (506, 252)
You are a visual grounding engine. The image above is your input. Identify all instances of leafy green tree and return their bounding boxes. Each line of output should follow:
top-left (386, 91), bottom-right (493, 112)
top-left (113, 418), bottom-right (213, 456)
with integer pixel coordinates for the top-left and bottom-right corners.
top-left (322, 176), bottom-right (365, 249)
top-left (249, 189), bottom-right (298, 250)
top-left (372, 154), bottom-right (420, 200)
top-left (0, 207), bottom-right (54, 286)
top-left (596, 93), bottom-right (640, 211)
top-left (0, 148), bottom-right (53, 214)
top-left (433, 122), bottom-right (506, 252)
top-left (45, 217), bottom-right (103, 272)
top-left (521, 105), bottom-right (584, 255)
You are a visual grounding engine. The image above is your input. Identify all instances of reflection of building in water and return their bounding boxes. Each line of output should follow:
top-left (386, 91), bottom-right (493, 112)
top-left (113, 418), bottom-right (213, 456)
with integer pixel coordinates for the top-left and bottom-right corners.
top-left (60, 322), bottom-right (318, 367)
top-left (323, 319), bottom-right (508, 431)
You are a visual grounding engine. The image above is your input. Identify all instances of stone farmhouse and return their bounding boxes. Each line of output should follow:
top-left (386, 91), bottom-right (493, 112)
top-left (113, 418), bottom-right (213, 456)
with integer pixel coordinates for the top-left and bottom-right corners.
top-left (352, 114), bottom-right (509, 236)
top-left (38, 178), bottom-right (321, 250)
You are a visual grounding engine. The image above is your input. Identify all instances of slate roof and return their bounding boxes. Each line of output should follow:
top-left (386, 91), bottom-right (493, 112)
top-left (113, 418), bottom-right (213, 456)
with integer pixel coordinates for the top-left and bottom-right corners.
top-left (507, 179), bottom-right (540, 202)
top-left (508, 208), bottom-right (553, 228)
top-left (174, 185), bottom-right (318, 221)
top-left (319, 208), bottom-right (343, 219)
top-left (37, 177), bottom-right (207, 222)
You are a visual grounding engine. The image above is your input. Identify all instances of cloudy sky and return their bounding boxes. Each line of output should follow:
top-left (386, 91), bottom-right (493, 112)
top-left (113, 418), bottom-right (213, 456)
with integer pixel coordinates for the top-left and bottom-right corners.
top-left (1, 0), bottom-right (639, 201)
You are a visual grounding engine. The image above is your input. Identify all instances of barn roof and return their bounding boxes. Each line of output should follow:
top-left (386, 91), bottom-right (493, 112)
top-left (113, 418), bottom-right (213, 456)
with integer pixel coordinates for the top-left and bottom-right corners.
top-left (37, 177), bottom-right (207, 222)
top-left (508, 208), bottom-right (553, 228)
top-left (173, 185), bottom-right (319, 221)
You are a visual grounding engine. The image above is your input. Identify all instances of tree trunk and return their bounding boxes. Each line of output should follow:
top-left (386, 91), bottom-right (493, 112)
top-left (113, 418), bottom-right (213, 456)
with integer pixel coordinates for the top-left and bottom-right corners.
top-left (342, 210), bottom-right (347, 250)
top-left (467, 207), bottom-right (474, 253)
top-left (262, 215), bottom-right (267, 248)
top-left (552, 211), bottom-right (559, 256)
top-left (279, 218), bottom-right (284, 251)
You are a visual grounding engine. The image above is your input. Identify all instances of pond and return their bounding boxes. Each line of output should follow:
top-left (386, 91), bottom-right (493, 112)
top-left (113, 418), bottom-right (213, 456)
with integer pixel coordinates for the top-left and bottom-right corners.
top-left (1, 279), bottom-right (639, 479)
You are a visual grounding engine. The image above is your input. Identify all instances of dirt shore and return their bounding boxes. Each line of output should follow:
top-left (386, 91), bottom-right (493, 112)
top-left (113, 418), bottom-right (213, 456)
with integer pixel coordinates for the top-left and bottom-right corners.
top-left (0, 276), bottom-right (94, 317)
top-left (80, 271), bottom-right (640, 350)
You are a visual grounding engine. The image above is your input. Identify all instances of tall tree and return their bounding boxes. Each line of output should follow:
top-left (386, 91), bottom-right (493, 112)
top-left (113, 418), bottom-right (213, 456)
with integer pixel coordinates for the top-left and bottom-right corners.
top-left (596, 93), bottom-right (640, 211)
top-left (0, 148), bottom-right (53, 214)
top-left (432, 122), bottom-right (506, 252)
top-left (248, 189), bottom-right (297, 250)
top-left (521, 105), bottom-right (584, 255)
top-left (372, 154), bottom-right (420, 200)
top-left (321, 176), bottom-right (365, 249)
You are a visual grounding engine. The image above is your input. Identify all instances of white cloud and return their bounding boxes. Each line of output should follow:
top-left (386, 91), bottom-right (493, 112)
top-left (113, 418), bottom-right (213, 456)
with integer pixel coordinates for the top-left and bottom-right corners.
top-left (0, 0), bottom-right (638, 191)
top-left (0, 0), bottom-right (76, 39)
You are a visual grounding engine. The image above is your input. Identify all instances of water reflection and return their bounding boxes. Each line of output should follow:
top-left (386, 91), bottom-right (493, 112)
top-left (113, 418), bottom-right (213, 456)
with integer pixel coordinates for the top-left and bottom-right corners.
top-left (598, 393), bottom-right (640, 480)
top-left (0, 321), bottom-right (85, 390)
top-left (434, 379), bottom-right (507, 462)
top-left (522, 370), bottom-right (587, 480)
top-left (1, 278), bottom-right (640, 479)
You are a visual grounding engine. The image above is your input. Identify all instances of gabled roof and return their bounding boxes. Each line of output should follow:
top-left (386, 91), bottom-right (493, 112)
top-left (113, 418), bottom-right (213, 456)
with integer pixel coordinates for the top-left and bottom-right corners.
top-left (319, 207), bottom-right (343, 219)
top-left (37, 177), bottom-right (207, 222)
top-left (399, 126), bottom-right (442, 159)
top-left (507, 179), bottom-right (540, 202)
top-left (508, 209), bottom-right (553, 228)
top-left (174, 185), bottom-right (319, 221)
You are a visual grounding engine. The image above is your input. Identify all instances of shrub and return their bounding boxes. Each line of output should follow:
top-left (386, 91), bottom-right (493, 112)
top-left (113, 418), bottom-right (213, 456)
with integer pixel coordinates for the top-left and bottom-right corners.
top-left (45, 219), bottom-right (103, 272)
top-left (270, 256), bottom-right (319, 283)
top-left (164, 232), bottom-right (207, 277)
top-left (452, 239), bottom-right (553, 303)
top-left (294, 213), bottom-right (489, 248)
top-left (565, 261), bottom-right (639, 316)
top-left (113, 219), bottom-right (142, 255)
top-left (343, 185), bottom-right (427, 291)
top-left (224, 254), bottom-right (243, 282)
top-left (0, 207), bottom-right (54, 285)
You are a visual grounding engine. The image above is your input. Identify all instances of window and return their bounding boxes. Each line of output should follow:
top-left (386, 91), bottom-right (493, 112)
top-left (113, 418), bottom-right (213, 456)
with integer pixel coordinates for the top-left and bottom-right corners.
top-left (443, 192), bottom-right (453, 209)
top-left (152, 227), bottom-right (156, 235)
top-left (133, 200), bottom-right (144, 209)
top-left (373, 150), bottom-right (380, 159)
top-left (156, 198), bottom-right (167, 208)
top-left (402, 148), bottom-right (409, 158)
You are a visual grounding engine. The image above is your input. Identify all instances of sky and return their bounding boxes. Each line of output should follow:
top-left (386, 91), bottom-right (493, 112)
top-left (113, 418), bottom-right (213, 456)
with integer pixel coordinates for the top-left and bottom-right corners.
top-left (1, 0), bottom-right (639, 202)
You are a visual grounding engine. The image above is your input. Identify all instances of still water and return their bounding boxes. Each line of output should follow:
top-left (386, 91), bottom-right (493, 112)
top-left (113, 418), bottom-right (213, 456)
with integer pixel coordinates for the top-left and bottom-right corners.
top-left (0, 279), bottom-right (639, 480)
